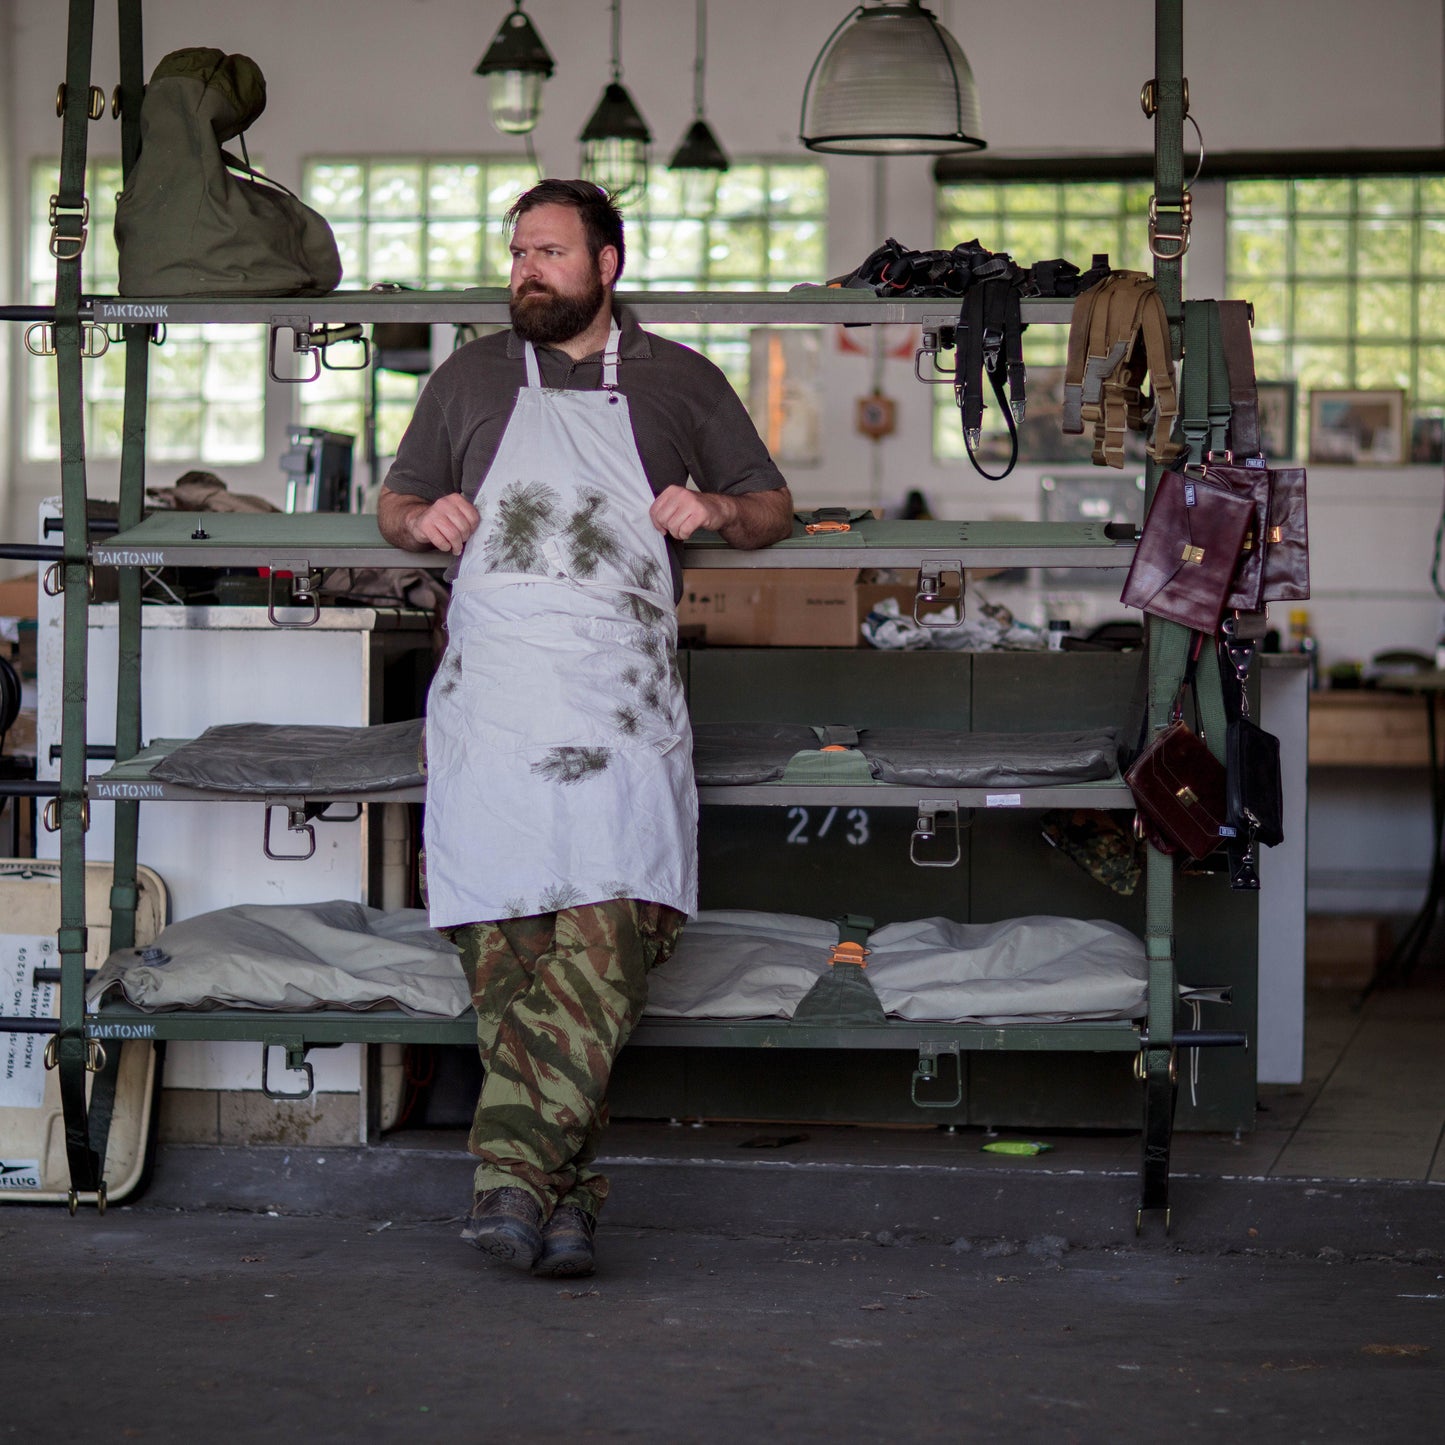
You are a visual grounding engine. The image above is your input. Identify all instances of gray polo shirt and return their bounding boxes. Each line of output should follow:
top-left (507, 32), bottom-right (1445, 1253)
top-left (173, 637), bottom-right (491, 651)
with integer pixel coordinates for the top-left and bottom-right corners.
top-left (382, 303), bottom-right (787, 596)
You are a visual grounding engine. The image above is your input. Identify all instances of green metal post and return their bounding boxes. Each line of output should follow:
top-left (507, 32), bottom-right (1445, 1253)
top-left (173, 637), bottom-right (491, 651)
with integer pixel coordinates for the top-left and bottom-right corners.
top-left (1139, 0), bottom-right (1188, 1222)
top-left (53, 0), bottom-right (101, 1206)
top-left (109, 0), bottom-right (148, 957)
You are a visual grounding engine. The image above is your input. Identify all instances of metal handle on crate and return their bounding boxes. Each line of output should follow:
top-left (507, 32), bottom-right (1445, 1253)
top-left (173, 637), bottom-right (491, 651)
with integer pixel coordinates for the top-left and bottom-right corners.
top-left (266, 563), bottom-right (321, 628)
top-left (263, 802), bottom-right (317, 861)
top-left (910, 799), bottom-right (963, 868)
top-left (913, 561), bottom-right (964, 627)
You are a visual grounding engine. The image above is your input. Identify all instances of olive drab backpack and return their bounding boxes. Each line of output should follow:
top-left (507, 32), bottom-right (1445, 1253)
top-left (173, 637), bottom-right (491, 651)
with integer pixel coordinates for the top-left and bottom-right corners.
top-left (114, 48), bottom-right (342, 297)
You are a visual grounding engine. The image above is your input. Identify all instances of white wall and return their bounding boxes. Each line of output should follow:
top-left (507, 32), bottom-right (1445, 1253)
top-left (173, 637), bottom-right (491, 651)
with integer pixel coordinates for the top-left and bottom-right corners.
top-left (3, 0), bottom-right (1444, 917)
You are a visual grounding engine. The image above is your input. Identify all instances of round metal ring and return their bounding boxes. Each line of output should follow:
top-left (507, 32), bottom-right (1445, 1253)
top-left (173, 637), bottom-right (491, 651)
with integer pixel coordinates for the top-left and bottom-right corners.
top-left (43, 1034), bottom-right (58, 1070)
top-left (111, 85), bottom-right (122, 119)
top-left (42, 562), bottom-right (63, 597)
top-left (68, 1190), bottom-right (78, 1216)
top-left (96, 1182), bottom-right (108, 1215)
top-left (55, 83), bottom-right (67, 118)
top-left (86, 1039), bottom-right (108, 1074)
top-left (87, 85), bottom-right (105, 120)
top-left (42, 797), bottom-right (61, 834)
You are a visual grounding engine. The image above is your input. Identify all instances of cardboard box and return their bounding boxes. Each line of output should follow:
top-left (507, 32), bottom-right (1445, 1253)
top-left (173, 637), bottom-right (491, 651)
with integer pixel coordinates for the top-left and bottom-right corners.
top-left (1305, 914), bottom-right (1392, 990)
top-left (677, 569), bottom-right (917, 647)
top-left (0, 573), bottom-right (40, 621)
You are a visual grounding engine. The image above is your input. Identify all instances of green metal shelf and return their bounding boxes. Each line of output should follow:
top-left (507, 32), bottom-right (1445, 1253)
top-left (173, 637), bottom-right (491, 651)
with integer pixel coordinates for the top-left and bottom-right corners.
top-left (82, 1003), bottom-right (1141, 1054)
top-left (90, 512), bottom-right (1137, 572)
top-left (83, 289), bottom-right (1076, 328)
top-left (86, 738), bottom-right (1129, 811)
top-left (86, 739), bottom-right (425, 805)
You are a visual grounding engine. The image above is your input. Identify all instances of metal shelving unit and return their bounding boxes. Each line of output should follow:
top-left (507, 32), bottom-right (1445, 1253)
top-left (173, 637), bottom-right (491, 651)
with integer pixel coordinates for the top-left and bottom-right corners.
top-left (0, 0), bottom-right (1234, 1226)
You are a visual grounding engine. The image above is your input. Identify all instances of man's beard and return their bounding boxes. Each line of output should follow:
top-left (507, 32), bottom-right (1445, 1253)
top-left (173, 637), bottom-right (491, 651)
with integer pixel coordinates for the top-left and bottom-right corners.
top-left (509, 271), bottom-right (607, 346)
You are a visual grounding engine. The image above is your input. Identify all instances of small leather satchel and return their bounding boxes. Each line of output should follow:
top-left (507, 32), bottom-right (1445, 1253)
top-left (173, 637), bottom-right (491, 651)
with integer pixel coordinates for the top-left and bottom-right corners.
top-left (1125, 715), bottom-right (1229, 860)
top-left (1212, 303), bottom-right (1311, 604)
top-left (1120, 469), bottom-right (1255, 633)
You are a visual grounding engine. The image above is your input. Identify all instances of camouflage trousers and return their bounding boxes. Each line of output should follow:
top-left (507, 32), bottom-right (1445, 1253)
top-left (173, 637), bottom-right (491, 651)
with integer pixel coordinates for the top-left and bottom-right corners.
top-left (444, 898), bottom-right (686, 1220)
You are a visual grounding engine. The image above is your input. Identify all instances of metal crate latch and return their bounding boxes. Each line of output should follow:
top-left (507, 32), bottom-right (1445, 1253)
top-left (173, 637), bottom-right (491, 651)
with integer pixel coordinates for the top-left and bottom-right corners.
top-left (266, 560), bottom-right (322, 628)
top-left (911, 1041), bottom-right (962, 1109)
top-left (910, 798), bottom-right (963, 868)
top-left (914, 561), bottom-right (964, 626)
top-left (261, 1041), bottom-right (316, 1100)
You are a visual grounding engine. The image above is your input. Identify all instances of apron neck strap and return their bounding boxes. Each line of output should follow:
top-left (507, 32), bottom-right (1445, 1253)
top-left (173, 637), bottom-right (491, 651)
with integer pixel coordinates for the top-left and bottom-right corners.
top-left (600, 319), bottom-right (621, 390)
top-left (521, 319), bottom-right (623, 391)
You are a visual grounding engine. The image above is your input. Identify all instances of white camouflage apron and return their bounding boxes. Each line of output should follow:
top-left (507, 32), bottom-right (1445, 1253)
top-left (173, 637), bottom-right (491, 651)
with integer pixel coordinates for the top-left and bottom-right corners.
top-left (424, 323), bottom-right (698, 927)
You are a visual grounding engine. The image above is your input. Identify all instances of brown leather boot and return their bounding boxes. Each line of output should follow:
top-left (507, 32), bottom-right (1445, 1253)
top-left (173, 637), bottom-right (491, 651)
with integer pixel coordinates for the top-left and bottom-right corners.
top-left (531, 1204), bottom-right (597, 1278)
top-left (460, 1186), bottom-right (543, 1269)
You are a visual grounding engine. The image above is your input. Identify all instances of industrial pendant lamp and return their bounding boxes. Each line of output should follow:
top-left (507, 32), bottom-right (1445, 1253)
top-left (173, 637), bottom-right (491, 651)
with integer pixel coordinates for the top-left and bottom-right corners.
top-left (474, 1), bottom-right (555, 137)
top-left (579, 0), bottom-right (651, 204)
top-left (668, 0), bottom-right (730, 216)
top-left (800, 0), bottom-right (986, 155)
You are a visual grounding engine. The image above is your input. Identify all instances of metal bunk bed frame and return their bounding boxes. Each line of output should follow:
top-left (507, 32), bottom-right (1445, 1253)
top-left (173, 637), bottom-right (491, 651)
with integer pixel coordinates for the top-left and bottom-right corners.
top-left (0, 0), bottom-right (1235, 1226)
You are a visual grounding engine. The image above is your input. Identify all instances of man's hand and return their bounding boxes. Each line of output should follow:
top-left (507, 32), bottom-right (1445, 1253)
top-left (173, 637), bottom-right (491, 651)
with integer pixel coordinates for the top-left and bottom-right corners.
top-left (378, 487), bottom-right (480, 555)
top-left (649, 485), bottom-right (794, 550)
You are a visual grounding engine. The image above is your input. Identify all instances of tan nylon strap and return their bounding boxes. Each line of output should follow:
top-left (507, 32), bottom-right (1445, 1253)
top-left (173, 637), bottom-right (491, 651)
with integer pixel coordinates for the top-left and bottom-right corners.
top-left (1137, 288), bottom-right (1180, 462)
top-left (1062, 282), bottom-right (1105, 434)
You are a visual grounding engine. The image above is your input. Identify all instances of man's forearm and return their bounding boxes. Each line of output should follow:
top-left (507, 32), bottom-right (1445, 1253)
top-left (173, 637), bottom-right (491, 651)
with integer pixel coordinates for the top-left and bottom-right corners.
top-left (715, 487), bottom-right (795, 550)
top-left (377, 488), bottom-right (433, 551)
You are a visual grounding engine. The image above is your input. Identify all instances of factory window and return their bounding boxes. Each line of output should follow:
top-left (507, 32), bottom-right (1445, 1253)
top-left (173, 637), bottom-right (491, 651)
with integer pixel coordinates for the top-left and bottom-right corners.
top-left (298, 157), bottom-right (828, 461)
top-left (297, 157), bottom-right (538, 457)
top-left (932, 179), bottom-right (1156, 462)
top-left (26, 160), bottom-right (266, 464)
top-left (628, 161), bottom-right (829, 396)
top-left (1226, 176), bottom-right (1445, 461)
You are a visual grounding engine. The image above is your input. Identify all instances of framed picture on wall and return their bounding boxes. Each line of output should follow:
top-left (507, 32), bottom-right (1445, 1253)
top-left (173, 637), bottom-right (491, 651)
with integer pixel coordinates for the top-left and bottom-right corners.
top-left (1308, 388), bottom-right (1406, 465)
top-left (1410, 413), bottom-right (1445, 465)
top-left (1255, 380), bottom-right (1297, 460)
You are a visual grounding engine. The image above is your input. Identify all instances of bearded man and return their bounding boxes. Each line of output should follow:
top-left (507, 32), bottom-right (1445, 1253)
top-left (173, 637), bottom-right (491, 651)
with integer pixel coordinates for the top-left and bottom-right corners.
top-left (379, 179), bottom-right (793, 1277)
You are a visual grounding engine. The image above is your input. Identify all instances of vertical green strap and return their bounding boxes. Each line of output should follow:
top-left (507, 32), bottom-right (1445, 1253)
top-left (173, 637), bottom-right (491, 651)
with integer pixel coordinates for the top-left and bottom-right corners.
top-left (1152, 0), bottom-right (1186, 354)
top-left (1181, 300), bottom-right (1209, 467)
top-left (55, 0), bottom-right (100, 1199)
top-left (1204, 302), bottom-right (1232, 458)
top-left (116, 0), bottom-right (145, 177)
top-left (109, 0), bottom-right (149, 960)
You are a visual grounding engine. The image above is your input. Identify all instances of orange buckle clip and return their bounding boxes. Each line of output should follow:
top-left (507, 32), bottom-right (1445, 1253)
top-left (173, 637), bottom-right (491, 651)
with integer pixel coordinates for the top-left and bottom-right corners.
top-left (819, 744), bottom-right (851, 752)
top-left (827, 940), bottom-right (870, 968)
top-left (805, 520), bottom-right (851, 534)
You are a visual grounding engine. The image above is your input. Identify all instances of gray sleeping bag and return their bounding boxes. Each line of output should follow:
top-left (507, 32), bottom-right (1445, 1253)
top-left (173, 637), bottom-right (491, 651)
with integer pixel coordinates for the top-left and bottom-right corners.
top-left (149, 719), bottom-right (425, 794)
top-left (88, 900), bottom-right (466, 1016)
top-left (645, 910), bottom-right (1147, 1023)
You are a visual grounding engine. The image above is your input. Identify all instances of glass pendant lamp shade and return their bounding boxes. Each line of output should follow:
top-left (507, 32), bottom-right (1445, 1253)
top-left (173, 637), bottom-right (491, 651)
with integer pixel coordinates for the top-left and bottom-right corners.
top-left (668, 0), bottom-right (730, 214)
top-left (580, 82), bottom-right (652, 203)
top-left (800, 1), bottom-right (985, 155)
top-left (474, 2), bottom-right (555, 136)
top-left (580, 2), bottom-right (652, 204)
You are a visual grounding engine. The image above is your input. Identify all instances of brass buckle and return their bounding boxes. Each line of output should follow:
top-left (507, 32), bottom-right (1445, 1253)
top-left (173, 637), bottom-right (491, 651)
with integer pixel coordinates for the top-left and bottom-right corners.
top-left (1181, 544), bottom-right (1205, 564)
top-left (43, 1036), bottom-right (107, 1072)
top-left (1175, 786), bottom-right (1198, 806)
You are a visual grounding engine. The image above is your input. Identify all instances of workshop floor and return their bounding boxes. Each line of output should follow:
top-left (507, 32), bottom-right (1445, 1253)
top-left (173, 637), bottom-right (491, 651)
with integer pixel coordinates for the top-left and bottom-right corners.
top-left (4, 983), bottom-right (1443, 1443)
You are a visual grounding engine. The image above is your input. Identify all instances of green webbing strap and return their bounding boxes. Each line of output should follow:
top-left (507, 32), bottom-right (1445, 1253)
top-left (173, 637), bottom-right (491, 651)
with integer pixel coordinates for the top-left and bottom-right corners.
top-left (1204, 303), bottom-right (1233, 458)
top-left (56, 0), bottom-right (101, 1202)
top-left (1151, 0), bottom-right (1186, 356)
top-left (833, 914), bottom-right (875, 949)
top-left (116, 0), bottom-right (145, 177)
top-left (1180, 300), bottom-right (1210, 467)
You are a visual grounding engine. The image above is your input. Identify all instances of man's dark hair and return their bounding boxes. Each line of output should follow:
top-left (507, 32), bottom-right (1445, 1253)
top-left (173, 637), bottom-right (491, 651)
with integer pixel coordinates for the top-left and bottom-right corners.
top-left (505, 179), bottom-right (626, 282)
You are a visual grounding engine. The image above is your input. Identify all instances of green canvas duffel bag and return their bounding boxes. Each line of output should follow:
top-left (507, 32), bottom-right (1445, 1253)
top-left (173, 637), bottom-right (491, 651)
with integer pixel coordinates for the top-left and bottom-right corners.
top-left (114, 47), bottom-right (342, 297)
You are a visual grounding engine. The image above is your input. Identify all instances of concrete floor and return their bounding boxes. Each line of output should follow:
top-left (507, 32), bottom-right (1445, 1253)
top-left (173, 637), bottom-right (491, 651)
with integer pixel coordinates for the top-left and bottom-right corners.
top-left (3, 984), bottom-right (1443, 1441)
